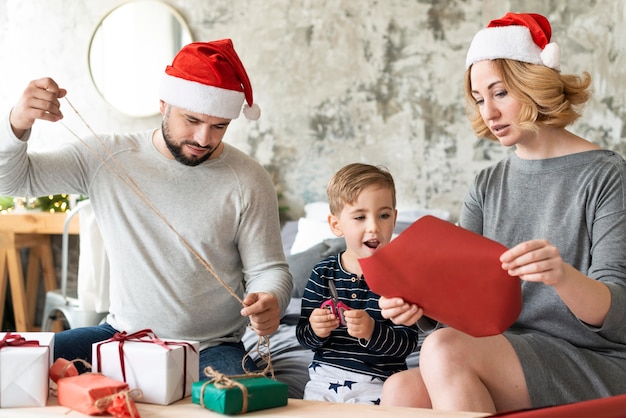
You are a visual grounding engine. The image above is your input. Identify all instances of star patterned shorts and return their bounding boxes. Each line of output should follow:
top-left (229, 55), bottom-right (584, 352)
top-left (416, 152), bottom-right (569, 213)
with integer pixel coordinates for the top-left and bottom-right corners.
top-left (303, 362), bottom-right (384, 404)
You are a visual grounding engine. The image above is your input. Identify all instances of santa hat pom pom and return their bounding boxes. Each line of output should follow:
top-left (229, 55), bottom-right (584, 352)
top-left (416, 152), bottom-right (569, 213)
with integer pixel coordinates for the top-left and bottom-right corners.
top-left (541, 42), bottom-right (561, 70)
top-left (243, 103), bottom-right (261, 120)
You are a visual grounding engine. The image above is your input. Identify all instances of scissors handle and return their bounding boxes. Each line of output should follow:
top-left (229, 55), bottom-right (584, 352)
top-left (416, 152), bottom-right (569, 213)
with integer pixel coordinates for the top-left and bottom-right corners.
top-left (321, 299), bottom-right (350, 325)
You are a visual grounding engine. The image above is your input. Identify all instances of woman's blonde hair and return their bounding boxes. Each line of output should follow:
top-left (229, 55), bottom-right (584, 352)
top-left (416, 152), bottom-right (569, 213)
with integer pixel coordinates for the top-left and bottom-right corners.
top-left (464, 59), bottom-right (592, 140)
top-left (327, 163), bottom-right (396, 216)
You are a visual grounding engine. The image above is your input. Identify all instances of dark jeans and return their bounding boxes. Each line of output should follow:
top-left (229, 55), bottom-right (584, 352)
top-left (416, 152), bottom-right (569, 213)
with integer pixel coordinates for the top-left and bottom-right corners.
top-left (53, 323), bottom-right (258, 378)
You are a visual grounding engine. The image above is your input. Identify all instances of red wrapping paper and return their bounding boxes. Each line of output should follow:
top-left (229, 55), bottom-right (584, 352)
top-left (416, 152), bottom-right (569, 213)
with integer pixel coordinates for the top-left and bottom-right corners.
top-left (49, 357), bottom-right (79, 383)
top-left (492, 393), bottom-right (626, 417)
top-left (359, 215), bottom-right (522, 337)
top-left (57, 372), bottom-right (130, 415)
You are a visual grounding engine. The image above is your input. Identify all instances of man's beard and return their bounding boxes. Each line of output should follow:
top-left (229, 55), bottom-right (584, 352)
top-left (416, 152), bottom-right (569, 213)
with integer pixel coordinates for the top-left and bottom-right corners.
top-left (161, 121), bottom-right (220, 167)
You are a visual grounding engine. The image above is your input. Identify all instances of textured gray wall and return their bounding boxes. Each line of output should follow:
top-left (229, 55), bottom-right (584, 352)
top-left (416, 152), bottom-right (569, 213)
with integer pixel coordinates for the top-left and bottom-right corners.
top-left (1, 0), bottom-right (624, 221)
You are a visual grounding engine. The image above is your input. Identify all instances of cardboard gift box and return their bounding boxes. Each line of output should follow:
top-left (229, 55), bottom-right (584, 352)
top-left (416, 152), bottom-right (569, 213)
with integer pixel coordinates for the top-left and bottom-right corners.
top-left (56, 371), bottom-right (130, 415)
top-left (92, 329), bottom-right (199, 405)
top-left (192, 372), bottom-right (288, 415)
top-left (0, 332), bottom-right (54, 408)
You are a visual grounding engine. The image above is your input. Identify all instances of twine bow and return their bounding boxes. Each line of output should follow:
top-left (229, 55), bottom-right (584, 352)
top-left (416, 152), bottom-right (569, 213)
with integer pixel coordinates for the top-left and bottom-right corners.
top-left (94, 388), bottom-right (143, 418)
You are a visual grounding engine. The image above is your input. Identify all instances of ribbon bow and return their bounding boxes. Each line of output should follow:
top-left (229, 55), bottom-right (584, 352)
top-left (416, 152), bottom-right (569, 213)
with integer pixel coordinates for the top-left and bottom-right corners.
top-left (0, 332), bottom-right (41, 349)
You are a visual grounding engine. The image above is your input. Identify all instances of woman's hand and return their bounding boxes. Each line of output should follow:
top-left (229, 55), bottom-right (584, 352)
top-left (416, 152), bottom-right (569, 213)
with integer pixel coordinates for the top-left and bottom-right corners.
top-left (501, 239), bottom-right (611, 327)
top-left (500, 239), bottom-right (565, 286)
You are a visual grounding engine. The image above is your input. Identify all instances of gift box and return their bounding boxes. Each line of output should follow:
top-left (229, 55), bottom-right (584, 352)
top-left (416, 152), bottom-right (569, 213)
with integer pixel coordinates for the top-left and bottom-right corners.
top-left (192, 372), bottom-right (288, 415)
top-left (92, 329), bottom-right (199, 405)
top-left (56, 371), bottom-right (130, 415)
top-left (0, 332), bottom-right (54, 408)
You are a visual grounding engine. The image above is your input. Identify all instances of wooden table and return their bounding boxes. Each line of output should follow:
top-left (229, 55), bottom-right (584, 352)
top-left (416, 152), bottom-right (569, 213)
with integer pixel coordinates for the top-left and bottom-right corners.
top-left (4, 397), bottom-right (491, 417)
top-left (0, 211), bottom-right (79, 332)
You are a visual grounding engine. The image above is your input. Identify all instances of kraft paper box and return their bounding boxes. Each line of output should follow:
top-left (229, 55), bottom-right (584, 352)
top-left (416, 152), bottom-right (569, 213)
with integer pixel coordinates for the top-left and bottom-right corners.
top-left (0, 332), bottom-right (54, 408)
top-left (192, 376), bottom-right (288, 415)
top-left (56, 372), bottom-right (129, 415)
top-left (92, 332), bottom-right (199, 405)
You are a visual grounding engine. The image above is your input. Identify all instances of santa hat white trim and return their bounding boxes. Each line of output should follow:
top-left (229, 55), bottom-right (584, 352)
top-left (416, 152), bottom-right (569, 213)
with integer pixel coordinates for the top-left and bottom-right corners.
top-left (159, 73), bottom-right (245, 120)
top-left (466, 24), bottom-right (560, 70)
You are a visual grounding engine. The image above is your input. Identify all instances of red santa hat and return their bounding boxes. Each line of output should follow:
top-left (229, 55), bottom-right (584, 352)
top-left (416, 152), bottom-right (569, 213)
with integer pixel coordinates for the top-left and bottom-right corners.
top-left (159, 39), bottom-right (261, 120)
top-left (465, 12), bottom-right (560, 70)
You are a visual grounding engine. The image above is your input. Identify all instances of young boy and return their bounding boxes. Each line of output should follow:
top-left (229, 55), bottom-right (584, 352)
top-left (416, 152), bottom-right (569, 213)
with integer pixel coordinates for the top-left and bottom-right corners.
top-left (295, 163), bottom-right (421, 404)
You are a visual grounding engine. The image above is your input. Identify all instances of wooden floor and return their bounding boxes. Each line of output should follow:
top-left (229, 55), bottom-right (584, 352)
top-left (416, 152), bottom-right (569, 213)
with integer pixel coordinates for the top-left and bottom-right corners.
top-left (5, 397), bottom-right (490, 417)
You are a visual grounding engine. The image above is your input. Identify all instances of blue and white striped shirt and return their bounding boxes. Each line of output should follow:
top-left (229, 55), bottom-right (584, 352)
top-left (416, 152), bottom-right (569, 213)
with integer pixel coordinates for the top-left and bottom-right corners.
top-left (296, 253), bottom-right (421, 379)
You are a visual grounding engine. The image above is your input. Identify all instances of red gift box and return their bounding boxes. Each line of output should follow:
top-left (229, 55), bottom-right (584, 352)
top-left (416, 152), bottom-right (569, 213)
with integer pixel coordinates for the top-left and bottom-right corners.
top-left (52, 358), bottom-right (134, 416)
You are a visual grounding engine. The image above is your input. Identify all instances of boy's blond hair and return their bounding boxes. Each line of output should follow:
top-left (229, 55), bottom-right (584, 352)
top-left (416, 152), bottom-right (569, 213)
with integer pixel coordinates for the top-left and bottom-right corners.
top-left (327, 163), bottom-right (396, 216)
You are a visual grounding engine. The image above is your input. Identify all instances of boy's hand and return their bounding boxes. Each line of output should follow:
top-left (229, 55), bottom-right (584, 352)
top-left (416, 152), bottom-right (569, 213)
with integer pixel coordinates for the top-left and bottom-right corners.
top-left (379, 296), bottom-right (423, 326)
top-left (309, 307), bottom-right (339, 338)
top-left (343, 309), bottom-right (374, 340)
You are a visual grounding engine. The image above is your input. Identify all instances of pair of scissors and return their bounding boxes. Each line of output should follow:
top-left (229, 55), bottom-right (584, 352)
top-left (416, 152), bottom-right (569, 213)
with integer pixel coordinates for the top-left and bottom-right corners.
top-left (321, 279), bottom-right (350, 325)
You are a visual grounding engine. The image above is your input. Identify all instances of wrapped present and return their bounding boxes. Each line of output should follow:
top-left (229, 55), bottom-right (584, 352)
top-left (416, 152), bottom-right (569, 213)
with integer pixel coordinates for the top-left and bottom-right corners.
top-left (92, 329), bottom-right (199, 405)
top-left (192, 367), bottom-right (288, 415)
top-left (0, 332), bottom-right (54, 408)
top-left (52, 358), bottom-right (140, 417)
top-left (57, 373), bottom-right (131, 416)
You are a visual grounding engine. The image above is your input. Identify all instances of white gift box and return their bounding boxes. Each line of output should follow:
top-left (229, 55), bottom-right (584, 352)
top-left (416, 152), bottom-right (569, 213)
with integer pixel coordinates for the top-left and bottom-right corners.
top-left (0, 332), bottom-right (54, 408)
top-left (92, 330), bottom-right (199, 405)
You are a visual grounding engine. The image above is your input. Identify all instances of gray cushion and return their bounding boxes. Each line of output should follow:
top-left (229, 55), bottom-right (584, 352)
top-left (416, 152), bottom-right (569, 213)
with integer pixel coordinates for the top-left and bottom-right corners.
top-left (281, 220), bottom-right (299, 256)
top-left (286, 238), bottom-right (346, 298)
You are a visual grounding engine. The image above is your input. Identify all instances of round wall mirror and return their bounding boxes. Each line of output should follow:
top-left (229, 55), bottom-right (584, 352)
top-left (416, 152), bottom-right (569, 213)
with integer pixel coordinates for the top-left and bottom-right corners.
top-left (88, 0), bottom-right (193, 117)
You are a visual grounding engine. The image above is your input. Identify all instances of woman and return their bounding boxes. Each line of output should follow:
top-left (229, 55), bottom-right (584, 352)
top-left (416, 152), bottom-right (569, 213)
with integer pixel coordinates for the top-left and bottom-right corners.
top-left (379, 12), bottom-right (626, 413)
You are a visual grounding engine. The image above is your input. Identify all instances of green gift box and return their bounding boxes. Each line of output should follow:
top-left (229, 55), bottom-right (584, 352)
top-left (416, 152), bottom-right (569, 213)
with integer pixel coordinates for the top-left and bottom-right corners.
top-left (191, 375), bottom-right (288, 415)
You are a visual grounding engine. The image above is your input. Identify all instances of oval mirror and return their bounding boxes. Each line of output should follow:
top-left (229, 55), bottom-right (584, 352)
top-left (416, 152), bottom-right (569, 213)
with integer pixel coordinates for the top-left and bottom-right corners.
top-left (88, 0), bottom-right (193, 117)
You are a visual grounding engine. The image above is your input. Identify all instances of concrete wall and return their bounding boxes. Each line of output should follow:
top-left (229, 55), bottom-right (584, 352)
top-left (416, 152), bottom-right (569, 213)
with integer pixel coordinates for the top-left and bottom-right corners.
top-left (1, 0), bottom-right (624, 221)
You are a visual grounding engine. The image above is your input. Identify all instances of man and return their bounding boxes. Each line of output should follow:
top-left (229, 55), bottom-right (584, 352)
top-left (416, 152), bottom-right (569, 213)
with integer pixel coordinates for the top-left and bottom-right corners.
top-left (0, 39), bottom-right (292, 376)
